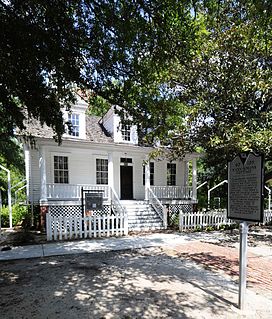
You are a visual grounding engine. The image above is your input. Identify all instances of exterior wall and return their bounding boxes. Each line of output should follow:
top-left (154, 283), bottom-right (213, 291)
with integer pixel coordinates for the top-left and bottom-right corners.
top-left (154, 160), bottom-right (185, 186)
top-left (27, 140), bottom-right (192, 203)
top-left (102, 108), bottom-right (115, 134)
top-left (28, 147), bottom-right (41, 203)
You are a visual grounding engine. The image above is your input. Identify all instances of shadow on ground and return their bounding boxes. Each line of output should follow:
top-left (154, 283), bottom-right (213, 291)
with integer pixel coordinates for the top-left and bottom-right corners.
top-left (0, 248), bottom-right (238, 319)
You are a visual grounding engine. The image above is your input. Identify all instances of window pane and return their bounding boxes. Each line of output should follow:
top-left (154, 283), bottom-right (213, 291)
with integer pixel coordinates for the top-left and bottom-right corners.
top-left (96, 159), bottom-right (108, 184)
top-left (68, 113), bottom-right (79, 137)
top-left (167, 163), bottom-right (176, 186)
top-left (54, 156), bottom-right (69, 184)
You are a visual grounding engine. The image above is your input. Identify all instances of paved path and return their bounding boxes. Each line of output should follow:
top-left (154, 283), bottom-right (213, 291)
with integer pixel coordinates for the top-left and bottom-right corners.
top-left (1, 230), bottom-right (272, 298)
top-left (168, 240), bottom-right (272, 299)
top-left (0, 233), bottom-right (192, 261)
top-left (1, 231), bottom-right (272, 318)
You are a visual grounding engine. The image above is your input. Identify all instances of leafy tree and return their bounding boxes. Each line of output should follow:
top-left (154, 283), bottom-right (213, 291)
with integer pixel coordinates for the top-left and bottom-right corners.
top-left (0, 0), bottom-right (210, 162)
top-left (0, 153), bottom-right (25, 206)
top-left (173, 1), bottom-right (271, 164)
top-left (0, 0), bottom-right (88, 163)
top-left (2, 0), bottom-right (271, 188)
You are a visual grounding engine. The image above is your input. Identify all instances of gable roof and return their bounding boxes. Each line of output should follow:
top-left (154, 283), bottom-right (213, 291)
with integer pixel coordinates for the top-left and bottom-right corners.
top-left (20, 114), bottom-right (113, 144)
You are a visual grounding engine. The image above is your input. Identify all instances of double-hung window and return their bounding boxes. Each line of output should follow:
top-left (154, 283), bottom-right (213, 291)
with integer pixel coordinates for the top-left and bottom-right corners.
top-left (143, 162), bottom-right (154, 186)
top-left (54, 156), bottom-right (69, 184)
top-left (121, 124), bottom-right (131, 141)
top-left (68, 113), bottom-right (79, 137)
top-left (96, 159), bottom-right (108, 185)
top-left (167, 163), bottom-right (176, 186)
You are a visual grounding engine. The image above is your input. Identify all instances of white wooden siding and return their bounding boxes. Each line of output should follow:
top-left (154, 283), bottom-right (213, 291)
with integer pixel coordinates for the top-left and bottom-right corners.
top-left (29, 142), bottom-right (189, 202)
top-left (29, 148), bottom-right (41, 203)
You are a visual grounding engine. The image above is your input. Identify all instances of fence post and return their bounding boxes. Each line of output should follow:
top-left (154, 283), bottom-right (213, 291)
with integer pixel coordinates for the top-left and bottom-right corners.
top-left (124, 212), bottom-right (128, 235)
top-left (179, 211), bottom-right (183, 231)
top-left (163, 207), bottom-right (168, 229)
top-left (46, 213), bottom-right (51, 241)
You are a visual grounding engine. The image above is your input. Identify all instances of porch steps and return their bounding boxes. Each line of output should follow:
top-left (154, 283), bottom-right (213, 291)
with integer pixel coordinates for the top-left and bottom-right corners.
top-left (120, 200), bottom-right (164, 231)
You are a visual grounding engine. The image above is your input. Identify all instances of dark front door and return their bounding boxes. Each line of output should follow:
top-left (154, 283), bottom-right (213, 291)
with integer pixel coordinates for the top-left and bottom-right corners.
top-left (120, 165), bottom-right (133, 199)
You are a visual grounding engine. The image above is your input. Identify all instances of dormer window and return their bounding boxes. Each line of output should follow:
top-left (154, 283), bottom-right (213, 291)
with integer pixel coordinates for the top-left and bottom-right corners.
top-left (68, 113), bottom-right (79, 137)
top-left (121, 124), bottom-right (131, 141)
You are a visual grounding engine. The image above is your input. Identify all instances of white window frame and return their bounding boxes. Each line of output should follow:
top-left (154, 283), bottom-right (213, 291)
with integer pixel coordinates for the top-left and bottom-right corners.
top-left (121, 124), bottom-right (131, 141)
top-left (68, 113), bottom-right (80, 137)
top-left (53, 155), bottom-right (69, 184)
top-left (167, 163), bottom-right (176, 186)
top-left (96, 158), bottom-right (108, 185)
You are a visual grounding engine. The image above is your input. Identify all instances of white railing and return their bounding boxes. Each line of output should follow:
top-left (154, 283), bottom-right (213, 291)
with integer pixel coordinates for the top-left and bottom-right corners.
top-left (151, 186), bottom-right (193, 199)
top-left (147, 187), bottom-right (166, 227)
top-left (263, 210), bottom-right (272, 224)
top-left (46, 212), bottom-right (128, 241)
top-left (179, 210), bottom-right (234, 231)
top-left (179, 209), bottom-right (272, 231)
top-left (46, 184), bottom-right (110, 200)
top-left (110, 187), bottom-right (126, 215)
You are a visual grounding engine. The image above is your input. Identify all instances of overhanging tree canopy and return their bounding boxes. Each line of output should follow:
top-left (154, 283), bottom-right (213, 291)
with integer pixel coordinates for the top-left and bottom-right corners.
top-left (1, 0), bottom-right (271, 172)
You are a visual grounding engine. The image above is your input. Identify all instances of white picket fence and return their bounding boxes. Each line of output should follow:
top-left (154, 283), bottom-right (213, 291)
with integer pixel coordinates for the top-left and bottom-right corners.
top-left (263, 209), bottom-right (272, 224)
top-left (179, 209), bottom-right (272, 231)
top-left (46, 213), bottom-right (128, 241)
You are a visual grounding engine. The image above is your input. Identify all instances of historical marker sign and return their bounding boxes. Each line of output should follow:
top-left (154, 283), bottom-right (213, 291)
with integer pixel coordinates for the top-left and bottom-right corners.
top-left (85, 192), bottom-right (103, 211)
top-left (228, 153), bottom-right (264, 222)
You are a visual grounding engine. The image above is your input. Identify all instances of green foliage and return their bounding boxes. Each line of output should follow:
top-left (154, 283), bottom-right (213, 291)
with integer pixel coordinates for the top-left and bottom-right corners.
top-left (1, 0), bottom-right (271, 183)
top-left (0, 152), bottom-right (25, 205)
top-left (0, 0), bottom-right (87, 145)
top-left (0, 204), bottom-right (29, 228)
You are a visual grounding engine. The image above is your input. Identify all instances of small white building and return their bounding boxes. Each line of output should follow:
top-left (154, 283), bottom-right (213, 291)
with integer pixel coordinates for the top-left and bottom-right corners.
top-left (21, 96), bottom-right (199, 232)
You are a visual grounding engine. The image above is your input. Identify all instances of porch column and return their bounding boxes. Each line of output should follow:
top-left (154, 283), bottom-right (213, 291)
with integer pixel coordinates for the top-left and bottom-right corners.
top-left (24, 144), bottom-right (30, 203)
top-left (108, 152), bottom-right (114, 193)
top-left (192, 158), bottom-right (197, 200)
top-left (39, 146), bottom-right (47, 203)
top-left (144, 160), bottom-right (150, 201)
top-left (184, 161), bottom-right (189, 186)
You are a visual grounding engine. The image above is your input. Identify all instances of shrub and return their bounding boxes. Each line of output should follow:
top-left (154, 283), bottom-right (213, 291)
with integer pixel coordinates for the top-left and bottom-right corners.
top-left (0, 204), bottom-right (30, 228)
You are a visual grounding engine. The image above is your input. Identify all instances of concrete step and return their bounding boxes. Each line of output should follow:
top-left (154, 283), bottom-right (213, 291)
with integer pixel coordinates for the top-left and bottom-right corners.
top-left (129, 225), bottom-right (165, 231)
top-left (128, 218), bottom-right (161, 224)
top-left (121, 200), bottom-right (163, 231)
top-left (128, 215), bottom-right (162, 221)
top-left (126, 211), bottom-right (158, 217)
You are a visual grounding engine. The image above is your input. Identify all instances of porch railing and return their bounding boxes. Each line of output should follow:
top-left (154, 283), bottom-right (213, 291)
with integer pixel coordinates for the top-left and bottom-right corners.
top-left (151, 186), bottom-right (193, 199)
top-left (147, 187), bottom-right (166, 228)
top-left (110, 187), bottom-right (126, 215)
top-left (46, 183), bottom-right (110, 200)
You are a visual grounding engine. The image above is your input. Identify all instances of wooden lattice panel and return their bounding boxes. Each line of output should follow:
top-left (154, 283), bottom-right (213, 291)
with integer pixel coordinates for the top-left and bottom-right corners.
top-left (48, 205), bottom-right (111, 218)
top-left (48, 205), bottom-right (82, 218)
top-left (168, 204), bottom-right (193, 227)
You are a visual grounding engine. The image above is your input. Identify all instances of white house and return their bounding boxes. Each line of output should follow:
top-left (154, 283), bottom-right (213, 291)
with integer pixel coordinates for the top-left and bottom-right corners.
top-left (21, 96), bottom-right (199, 232)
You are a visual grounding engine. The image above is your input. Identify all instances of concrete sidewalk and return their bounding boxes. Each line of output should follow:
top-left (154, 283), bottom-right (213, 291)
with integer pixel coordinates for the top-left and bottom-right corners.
top-left (1, 231), bottom-right (272, 318)
top-left (0, 232), bottom-right (195, 261)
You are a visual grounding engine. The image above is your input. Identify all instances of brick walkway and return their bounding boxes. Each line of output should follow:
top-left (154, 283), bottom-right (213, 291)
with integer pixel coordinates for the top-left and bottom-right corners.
top-left (165, 240), bottom-right (272, 297)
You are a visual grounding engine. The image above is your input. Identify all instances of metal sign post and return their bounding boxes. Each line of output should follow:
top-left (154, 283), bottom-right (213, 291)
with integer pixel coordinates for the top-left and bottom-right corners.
top-left (239, 221), bottom-right (248, 310)
top-left (228, 153), bottom-right (264, 310)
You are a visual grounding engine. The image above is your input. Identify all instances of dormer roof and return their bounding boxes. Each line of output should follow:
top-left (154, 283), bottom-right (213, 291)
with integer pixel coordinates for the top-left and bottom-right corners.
top-left (20, 114), bottom-right (113, 144)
